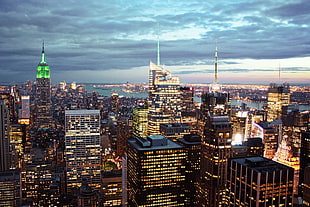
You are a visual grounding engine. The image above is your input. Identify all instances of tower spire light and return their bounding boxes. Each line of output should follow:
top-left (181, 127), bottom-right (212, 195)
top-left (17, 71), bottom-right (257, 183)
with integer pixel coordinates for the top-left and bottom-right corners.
top-left (214, 41), bottom-right (218, 84)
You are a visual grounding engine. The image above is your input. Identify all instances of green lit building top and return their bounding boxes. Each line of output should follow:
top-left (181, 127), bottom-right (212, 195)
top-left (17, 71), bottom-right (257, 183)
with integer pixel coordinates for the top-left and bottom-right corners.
top-left (36, 42), bottom-right (50, 79)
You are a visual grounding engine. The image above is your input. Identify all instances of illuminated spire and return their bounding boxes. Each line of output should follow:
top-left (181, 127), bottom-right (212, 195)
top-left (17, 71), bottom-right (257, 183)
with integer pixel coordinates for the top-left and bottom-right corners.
top-left (37, 41), bottom-right (50, 79)
top-left (40, 40), bottom-right (46, 64)
top-left (157, 23), bottom-right (160, 66)
top-left (214, 42), bottom-right (218, 84)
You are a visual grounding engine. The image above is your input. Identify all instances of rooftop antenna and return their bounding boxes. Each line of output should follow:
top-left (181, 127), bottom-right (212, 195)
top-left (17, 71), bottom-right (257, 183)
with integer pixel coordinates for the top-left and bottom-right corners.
top-left (157, 23), bottom-right (160, 66)
top-left (214, 40), bottom-right (218, 84)
top-left (42, 40), bottom-right (45, 53)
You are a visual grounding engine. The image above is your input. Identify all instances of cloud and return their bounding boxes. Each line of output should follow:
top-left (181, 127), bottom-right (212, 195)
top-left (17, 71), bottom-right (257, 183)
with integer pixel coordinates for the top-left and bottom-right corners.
top-left (0, 0), bottom-right (309, 83)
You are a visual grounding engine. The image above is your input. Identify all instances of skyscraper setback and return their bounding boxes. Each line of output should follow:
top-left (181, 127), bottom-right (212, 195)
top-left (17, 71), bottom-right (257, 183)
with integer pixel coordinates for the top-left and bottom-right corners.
top-left (35, 42), bottom-right (52, 128)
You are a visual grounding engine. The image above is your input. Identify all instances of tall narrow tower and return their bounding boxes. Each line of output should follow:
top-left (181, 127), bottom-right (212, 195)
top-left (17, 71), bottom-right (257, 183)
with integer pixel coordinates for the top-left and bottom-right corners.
top-left (35, 42), bottom-right (52, 128)
top-left (148, 37), bottom-right (181, 135)
top-left (198, 45), bottom-right (232, 207)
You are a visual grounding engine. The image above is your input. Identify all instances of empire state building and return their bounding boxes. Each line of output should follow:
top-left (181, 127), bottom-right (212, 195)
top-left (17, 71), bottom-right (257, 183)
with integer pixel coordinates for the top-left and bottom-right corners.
top-left (35, 42), bottom-right (52, 128)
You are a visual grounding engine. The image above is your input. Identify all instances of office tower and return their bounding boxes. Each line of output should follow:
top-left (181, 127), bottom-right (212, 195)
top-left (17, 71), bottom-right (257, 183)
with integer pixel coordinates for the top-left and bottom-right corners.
top-left (9, 124), bottom-right (26, 169)
top-left (199, 115), bottom-right (232, 206)
top-left (102, 170), bottom-right (122, 206)
top-left (148, 43), bottom-right (182, 135)
top-left (35, 42), bottom-right (52, 128)
top-left (180, 86), bottom-right (195, 112)
top-left (198, 46), bottom-right (232, 207)
top-left (267, 83), bottom-right (290, 122)
top-left (251, 121), bottom-right (279, 159)
top-left (300, 131), bottom-right (310, 201)
top-left (303, 167), bottom-right (310, 207)
top-left (231, 111), bottom-right (251, 145)
top-left (0, 99), bottom-right (10, 172)
top-left (116, 117), bottom-right (131, 157)
top-left (65, 110), bottom-right (101, 193)
top-left (227, 157), bottom-right (294, 206)
top-left (178, 134), bottom-right (201, 206)
top-left (127, 135), bottom-right (187, 206)
top-left (0, 170), bottom-right (21, 206)
top-left (160, 123), bottom-right (190, 141)
top-left (132, 102), bottom-right (148, 138)
top-left (18, 95), bottom-right (30, 125)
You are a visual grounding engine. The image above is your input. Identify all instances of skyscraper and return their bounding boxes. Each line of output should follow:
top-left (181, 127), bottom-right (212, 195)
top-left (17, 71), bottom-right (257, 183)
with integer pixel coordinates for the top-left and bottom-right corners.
top-left (35, 42), bottom-right (52, 128)
top-left (18, 95), bottom-right (30, 125)
top-left (0, 99), bottom-right (10, 172)
top-left (127, 135), bottom-right (187, 206)
top-left (178, 134), bottom-right (201, 206)
top-left (148, 38), bottom-right (181, 135)
top-left (65, 110), bottom-right (101, 193)
top-left (198, 46), bottom-right (232, 207)
top-left (0, 170), bottom-right (21, 206)
top-left (227, 157), bottom-right (294, 206)
top-left (267, 83), bottom-right (290, 122)
top-left (132, 102), bottom-right (148, 138)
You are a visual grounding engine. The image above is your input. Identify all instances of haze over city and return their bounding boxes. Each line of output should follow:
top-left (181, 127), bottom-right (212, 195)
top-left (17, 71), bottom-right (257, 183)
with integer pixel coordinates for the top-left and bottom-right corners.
top-left (0, 0), bottom-right (309, 84)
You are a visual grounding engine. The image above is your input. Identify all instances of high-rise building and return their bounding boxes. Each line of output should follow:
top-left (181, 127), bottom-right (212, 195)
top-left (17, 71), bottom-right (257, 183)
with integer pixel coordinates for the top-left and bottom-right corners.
top-left (132, 102), bottom-right (148, 138)
top-left (9, 124), bottom-right (26, 169)
top-left (0, 99), bottom-right (10, 172)
top-left (35, 42), bottom-right (52, 128)
top-left (251, 121), bottom-right (279, 159)
top-left (198, 46), bottom-right (232, 207)
top-left (65, 110), bottom-right (101, 193)
top-left (303, 167), bottom-right (310, 207)
top-left (148, 61), bottom-right (181, 135)
top-left (178, 134), bottom-right (201, 206)
top-left (227, 157), bottom-right (294, 207)
top-left (300, 131), bottom-right (310, 201)
top-left (18, 95), bottom-right (30, 125)
top-left (199, 115), bottom-right (232, 207)
top-left (267, 83), bottom-right (290, 122)
top-left (127, 135), bottom-right (187, 206)
top-left (0, 170), bottom-right (21, 207)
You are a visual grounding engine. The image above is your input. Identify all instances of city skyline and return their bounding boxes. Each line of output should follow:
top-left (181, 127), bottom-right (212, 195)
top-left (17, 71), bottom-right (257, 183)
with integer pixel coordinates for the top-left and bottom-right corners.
top-left (0, 0), bottom-right (309, 84)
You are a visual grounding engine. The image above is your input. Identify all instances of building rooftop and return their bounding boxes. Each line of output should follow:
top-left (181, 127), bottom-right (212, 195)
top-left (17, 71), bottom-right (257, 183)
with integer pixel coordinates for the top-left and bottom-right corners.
top-left (230, 156), bottom-right (293, 173)
top-left (129, 135), bottom-right (184, 151)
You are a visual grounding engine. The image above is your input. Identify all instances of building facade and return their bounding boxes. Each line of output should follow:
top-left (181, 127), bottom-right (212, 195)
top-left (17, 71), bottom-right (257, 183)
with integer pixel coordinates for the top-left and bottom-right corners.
top-left (127, 135), bottom-right (187, 206)
top-left (227, 157), bottom-right (294, 206)
top-left (0, 99), bottom-right (10, 172)
top-left (148, 61), bottom-right (182, 135)
top-left (267, 83), bottom-right (290, 122)
top-left (65, 110), bottom-right (101, 193)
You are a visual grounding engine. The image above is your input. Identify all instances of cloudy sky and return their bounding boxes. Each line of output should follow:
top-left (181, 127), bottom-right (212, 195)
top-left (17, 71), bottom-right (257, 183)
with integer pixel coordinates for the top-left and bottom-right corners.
top-left (0, 0), bottom-right (309, 84)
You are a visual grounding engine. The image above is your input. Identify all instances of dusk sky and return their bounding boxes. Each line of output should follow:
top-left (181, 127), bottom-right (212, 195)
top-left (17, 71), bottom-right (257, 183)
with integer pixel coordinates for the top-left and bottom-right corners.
top-left (0, 0), bottom-right (309, 84)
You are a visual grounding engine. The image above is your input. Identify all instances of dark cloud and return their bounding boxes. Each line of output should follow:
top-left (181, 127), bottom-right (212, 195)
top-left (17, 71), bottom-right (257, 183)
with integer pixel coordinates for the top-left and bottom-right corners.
top-left (0, 0), bottom-right (309, 83)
